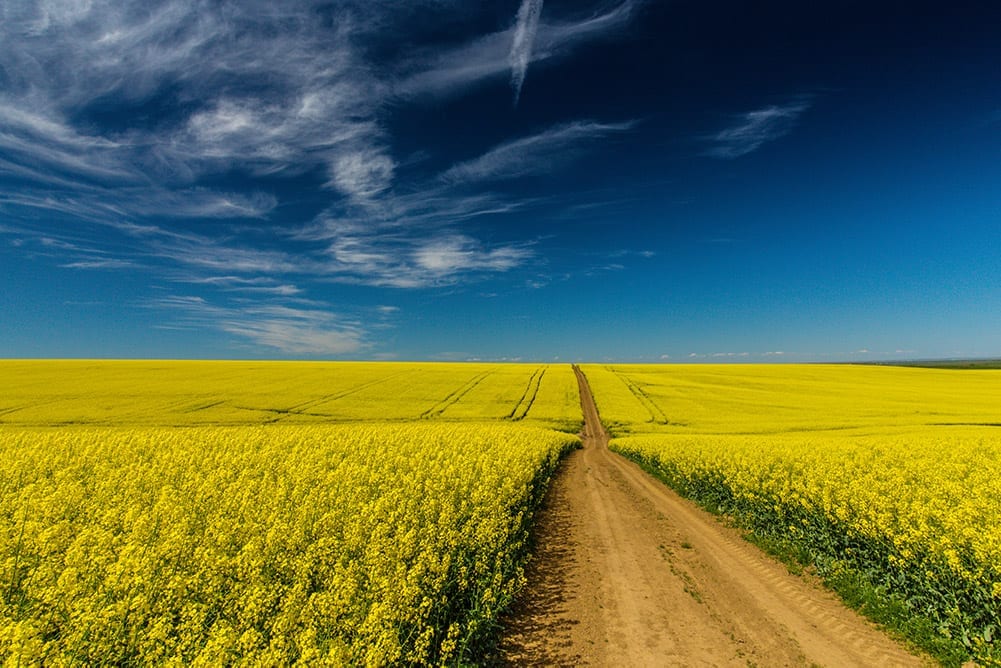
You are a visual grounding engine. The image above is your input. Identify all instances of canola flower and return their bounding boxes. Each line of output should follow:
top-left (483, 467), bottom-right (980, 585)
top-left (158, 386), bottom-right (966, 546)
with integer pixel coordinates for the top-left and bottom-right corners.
top-left (584, 364), bottom-right (1001, 663)
top-left (0, 423), bottom-right (578, 665)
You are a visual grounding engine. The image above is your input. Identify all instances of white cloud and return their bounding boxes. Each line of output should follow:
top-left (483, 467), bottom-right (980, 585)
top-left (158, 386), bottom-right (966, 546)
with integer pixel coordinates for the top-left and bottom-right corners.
top-left (414, 235), bottom-right (527, 274)
top-left (510, 0), bottom-right (544, 105)
top-left (154, 295), bottom-right (365, 355)
top-left (1, 1), bottom-right (389, 207)
top-left (704, 100), bottom-right (811, 158)
top-left (0, 104), bottom-right (139, 184)
top-left (224, 320), bottom-right (362, 356)
top-left (1, 1), bottom-right (643, 299)
top-left (61, 258), bottom-right (136, 269)
top-left (294, 180), bottom-right (543, 287)
top-left (2, 0), bottom-right (639, 203)
top-left (396, 1), bottom-right (636, 98)
top-left (321, 227), bottom-right (533, 288)
top-left (126, 189), bottom-right (278, 219)
top-left (183, 276), bottom-right (303, 296)
top-left (328, 149), bottom-right (396, 202)
top-left (441, 120), bottom-right (636, 183)
top-left (155, 239), bottom-right (305, 275)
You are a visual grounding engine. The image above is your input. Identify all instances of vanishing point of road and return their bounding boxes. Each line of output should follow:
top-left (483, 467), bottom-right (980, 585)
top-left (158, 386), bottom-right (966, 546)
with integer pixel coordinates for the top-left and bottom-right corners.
top-left (498, 365), bottom-right (926, 667)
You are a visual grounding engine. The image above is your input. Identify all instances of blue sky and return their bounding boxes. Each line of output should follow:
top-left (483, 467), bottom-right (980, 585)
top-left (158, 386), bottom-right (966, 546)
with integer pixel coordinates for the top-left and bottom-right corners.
top-left (1, 0), bottom-right (999, 361)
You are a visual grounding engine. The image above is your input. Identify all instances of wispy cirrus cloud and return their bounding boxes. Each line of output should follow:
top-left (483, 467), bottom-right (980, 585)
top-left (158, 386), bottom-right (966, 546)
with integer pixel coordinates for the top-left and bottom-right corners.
top-left (151, 237), bottom-right (308, 276)
top-left (2, 0), bottom-right (636, 206)
top-left (153, 295), bottom-right (366, 355)
top-left (441, 120), bottom-right (636, 183)
top-left (0, 105), bottom-right (140, 186)
top-left (414, 235), bottom-right (528, 275)
top-left (181, 276), bottom-right (303, 297)
top-left (320, 230), bottom-right (532, 289)
top-left (704, 100), bottom-right (812, 158)
top-left (1, 1), bottom-right (644, 354)
top-left (396, 1), bottom-right (636, 98)
top-left (320, 222), bottom-right (534, 288)
top-left (510, 0), bottom-right (544, 105)
top-left (1, 1), bottom-right (390, 202)
top-left (0, 188), bottom-right (276, 232)
top-left (61, 258), bottom-right (137, 269)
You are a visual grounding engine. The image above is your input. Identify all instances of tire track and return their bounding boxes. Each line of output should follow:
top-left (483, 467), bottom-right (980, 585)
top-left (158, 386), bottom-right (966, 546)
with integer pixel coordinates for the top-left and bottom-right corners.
top-left (284, 370), bottom-right (411, 413)
top-left (419, 371), bottom-right (492, 419)
top-left (181, 400), bottom-right (227, 413)
top-left (509, 366), bottom-right (547, 421)
top-left (0, 399), bottom-right (61, 420)
top-left (609, 367), bottom-right (670, 424)
top-left (232, 370), bottom-right (412, 421)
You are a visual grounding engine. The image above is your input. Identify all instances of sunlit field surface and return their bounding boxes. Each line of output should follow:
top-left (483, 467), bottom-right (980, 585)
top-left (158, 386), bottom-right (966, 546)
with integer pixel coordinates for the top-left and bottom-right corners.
top-left (0, 361), bottom-right (582, 432)
top-left (0, 362), bottom-right (581, 664)
top-left (585, 364), bottom-right (1001, 663)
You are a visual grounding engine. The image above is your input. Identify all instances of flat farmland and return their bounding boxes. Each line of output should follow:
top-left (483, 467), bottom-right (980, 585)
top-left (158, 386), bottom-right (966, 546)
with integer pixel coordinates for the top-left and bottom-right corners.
top-left (579, 363), bottom-right (1001, 665)
top-left (582, 363), bottom-right (1001, 435)
top-left (0, 360), bottom-right (581, 431)
top-left (4, 361), bottom-right (999, 665)
top-left (0, 361), bottom-right (580, 665)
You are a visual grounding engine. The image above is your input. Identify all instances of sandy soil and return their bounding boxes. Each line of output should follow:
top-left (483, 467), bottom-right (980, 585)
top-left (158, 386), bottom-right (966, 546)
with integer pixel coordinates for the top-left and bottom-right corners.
top-left (498, 366), bottom-right (927, 667)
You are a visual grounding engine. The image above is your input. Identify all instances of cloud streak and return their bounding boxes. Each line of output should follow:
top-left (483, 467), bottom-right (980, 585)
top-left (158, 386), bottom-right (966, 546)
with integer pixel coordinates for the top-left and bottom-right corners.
top-left (320, 223), bottom-right (534, 288)
top-left (510, 0), bottom-right (544, 105)
top-left (704, 100), bottom-right (811, 158)
top-left (441, 120), bottom-right (636, 183)
top-left (1, 1), bottom-right (645, 354)
top-left (395, 1), bottom-right (636, 98)
top-left (153, 295), bottom-right (366, 355)
top-left (1, 1), bottom-right (392, 208)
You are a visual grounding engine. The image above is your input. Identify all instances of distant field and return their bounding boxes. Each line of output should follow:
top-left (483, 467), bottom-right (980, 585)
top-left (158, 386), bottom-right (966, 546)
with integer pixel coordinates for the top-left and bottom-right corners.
top-left (0, 360), bottom-right (582, 432)
top-left (0, 361), bottom-right (581, 664)
top-left (872, 358), bottom-right (1001, 370)
top-left (585, 363), bottom-right (1001, 664)
top-left (582, 363), bottom-right (1001, 435)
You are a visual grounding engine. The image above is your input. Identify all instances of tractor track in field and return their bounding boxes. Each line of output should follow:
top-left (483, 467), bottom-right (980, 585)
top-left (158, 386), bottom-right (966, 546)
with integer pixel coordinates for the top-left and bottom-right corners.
top-left (229, 371), bottom-right (412, 421)
top-left (419, 371), bottom-right (492, 419)
top-left (498, 366), bottom-right (927, 667)
top-left (609, 366), bottom-right (670, 425)
top-left (509, 366), bottom-right (547, 421)
top-left (282, 370), bottom-right (411, 413)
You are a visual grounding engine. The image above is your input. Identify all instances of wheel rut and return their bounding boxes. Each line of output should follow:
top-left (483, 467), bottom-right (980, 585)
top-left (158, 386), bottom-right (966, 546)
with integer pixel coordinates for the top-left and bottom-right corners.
top-left (498, 366), bottom-right (927, 667)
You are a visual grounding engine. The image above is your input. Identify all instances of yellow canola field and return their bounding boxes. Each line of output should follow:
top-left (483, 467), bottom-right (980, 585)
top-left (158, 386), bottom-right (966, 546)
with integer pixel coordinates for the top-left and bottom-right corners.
top-left (0, 423), bottom-right (579, 666)
top-left (585, 364), bottom-right (1001, 663)
top-left (0, 361), bottom-right (583, 664)
top-left (583, 363), bottom-right (1001, 435)
top-left (0, 361), bottom-right (582, 432)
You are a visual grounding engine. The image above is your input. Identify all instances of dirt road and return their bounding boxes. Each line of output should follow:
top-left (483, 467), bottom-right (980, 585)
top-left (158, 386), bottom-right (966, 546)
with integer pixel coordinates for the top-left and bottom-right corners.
top-left (498, 366), bottom-right (925, 667)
